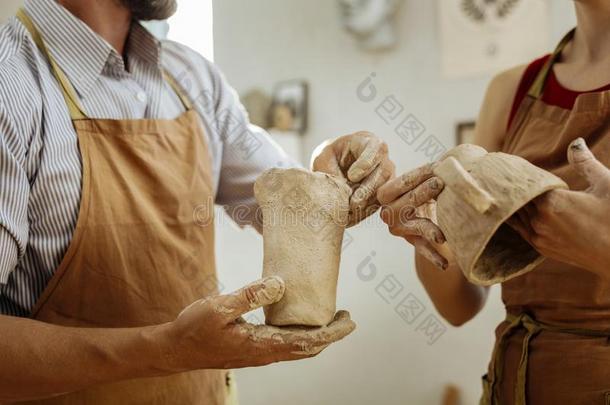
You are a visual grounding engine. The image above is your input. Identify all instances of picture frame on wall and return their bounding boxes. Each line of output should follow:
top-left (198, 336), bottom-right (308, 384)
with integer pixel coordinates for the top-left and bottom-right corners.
top-left (270, 80), bottom-right (309, 134)
top-left (456, 121), bottom-right (476, 145)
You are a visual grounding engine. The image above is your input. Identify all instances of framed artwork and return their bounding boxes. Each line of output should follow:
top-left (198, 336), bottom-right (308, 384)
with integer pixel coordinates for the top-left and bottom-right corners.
top-left (456, 121), bottom-right (476, 145)
top-left (439, 0), bottom-right (550, 78)
top-left (270, 80), bottom-right (309, 134)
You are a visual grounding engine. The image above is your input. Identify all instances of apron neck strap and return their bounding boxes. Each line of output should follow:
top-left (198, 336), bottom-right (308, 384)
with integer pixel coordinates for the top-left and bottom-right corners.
top-left (162, 70), bottom-right (193, 111)
top-left (16, 9), bottom-right (194, 120)
top-left (527, 28), bottom-right (576, 99)
top-left (17, 8), bottom-right (87, 120)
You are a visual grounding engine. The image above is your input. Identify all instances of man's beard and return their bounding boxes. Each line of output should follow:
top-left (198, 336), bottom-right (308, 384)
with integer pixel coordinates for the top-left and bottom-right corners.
top-left (121, 0), bottom-right (177, 21)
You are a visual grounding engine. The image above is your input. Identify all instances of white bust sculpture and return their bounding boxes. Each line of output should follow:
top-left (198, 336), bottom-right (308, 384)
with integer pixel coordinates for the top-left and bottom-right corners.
top-left (338, 0), bottom-right (403, 51)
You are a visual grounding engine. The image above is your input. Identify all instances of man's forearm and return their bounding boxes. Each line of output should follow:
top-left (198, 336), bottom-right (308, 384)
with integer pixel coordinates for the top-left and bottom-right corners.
top-left (415, 246), bottom-right (489, 327)
top-left (0, 315), bottom-right (172, 402)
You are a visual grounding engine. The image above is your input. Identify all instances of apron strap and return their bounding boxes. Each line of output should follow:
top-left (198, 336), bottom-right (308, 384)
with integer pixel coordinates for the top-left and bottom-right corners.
top-left (527, 28), bottom-right (576, 99)
top-left (16, 9), bottom-right (88, 121)
top-left (162, 70), bottom-right (194, 111)
top-left (16, 9), bottom-right (194, 120)
top-left (483, 312), bottom-right (610, 405)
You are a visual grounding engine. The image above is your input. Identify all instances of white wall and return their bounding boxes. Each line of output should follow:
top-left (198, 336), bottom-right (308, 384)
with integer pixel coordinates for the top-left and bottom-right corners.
top-left (0, 0), bottom-right (23, 23)
top-left (167, 0), bottom-right (214, 61)
top-left (212, 1), bottom-right (576, 405)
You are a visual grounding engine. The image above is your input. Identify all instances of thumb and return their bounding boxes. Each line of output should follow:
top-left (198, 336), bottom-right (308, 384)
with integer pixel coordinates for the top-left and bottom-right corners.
top-left (214, 276), bottom-right (286, 322)
top-left (346, 135), bottom-right (383, 183)
top-left (567, 138), bottom-right (608, 188)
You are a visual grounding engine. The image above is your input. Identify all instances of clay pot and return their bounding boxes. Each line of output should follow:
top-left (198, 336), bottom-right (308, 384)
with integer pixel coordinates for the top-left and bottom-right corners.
top-left (254, 168), bottom-right (351, 326)
top-left (432, 144), bottom-right (567, 286)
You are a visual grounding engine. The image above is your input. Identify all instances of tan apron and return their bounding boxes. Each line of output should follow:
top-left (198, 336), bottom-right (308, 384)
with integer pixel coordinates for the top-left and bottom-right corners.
top-left (481, 30), bottom-right (610, 405)
top-left (15, 10), bottom-right (237, 405)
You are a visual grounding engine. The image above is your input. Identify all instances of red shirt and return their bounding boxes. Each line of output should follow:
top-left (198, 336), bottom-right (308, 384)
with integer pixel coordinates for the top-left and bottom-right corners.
top-left (507, 55), bottom-right (610, 130)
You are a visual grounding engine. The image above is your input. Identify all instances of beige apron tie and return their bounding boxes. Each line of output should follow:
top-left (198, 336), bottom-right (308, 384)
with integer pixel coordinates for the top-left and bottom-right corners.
top-left (17, 8), bottom-right (87, 120)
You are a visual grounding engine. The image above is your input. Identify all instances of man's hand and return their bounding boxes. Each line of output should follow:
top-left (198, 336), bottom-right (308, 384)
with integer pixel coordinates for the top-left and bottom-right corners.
top-left (508, 138), bottom-right (610, 276)
top-left (158, 276), bottom-right (356, 371)
top-left (312, 131), bottom-right (394, 226)
top-left (377, 163), bottom-right (448, 269)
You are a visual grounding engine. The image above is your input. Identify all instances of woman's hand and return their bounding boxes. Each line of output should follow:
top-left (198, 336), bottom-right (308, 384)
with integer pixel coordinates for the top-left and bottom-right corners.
top-left (509, 138), bottom-right (610, 275)
top-left (376, 163), bottom-right (448, 269)
top-left (312, 131), bottom-right (395, 226)
top-left (377, 163), bottom-right (490, 326)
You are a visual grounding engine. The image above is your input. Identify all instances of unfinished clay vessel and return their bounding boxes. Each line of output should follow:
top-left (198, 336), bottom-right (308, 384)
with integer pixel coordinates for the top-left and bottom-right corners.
top-left (254, 168), bottom-right (351, 326)
top-left (432, 144), bottom-right (568, 286)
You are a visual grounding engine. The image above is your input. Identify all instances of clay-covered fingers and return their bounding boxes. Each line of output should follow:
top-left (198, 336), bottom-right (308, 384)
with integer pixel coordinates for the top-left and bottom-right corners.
top-left (567, 137), bottom-right (610, 196)
top-left (345, 132), bottom-right (388, 183)
top-left (348, 200), bottom-right (381, 227)
top-left (380, 177), bottom-right (444, 226)
top-left (312, 132), bottom-right (390, 184)
top-left (168, 277), bottom-right (360, 371)
top-left (413, 238), bottom-right (449, 270)
top-left (377, 164), bottom-right (439, 206)
top-left (385, 218), bottom-right (445, 245)
top-left (312, 132), bottom-right (394, 226)
top-left (212, 276), bottom-right (286, 322)
top-left (378, 166), bottom-right (448, 268)
top-left (236, 311), bottom-right (357, 364)
top-left (311, 139), bottom-right (344, 178)
top-left (349, 160), bottom-right (395, 224)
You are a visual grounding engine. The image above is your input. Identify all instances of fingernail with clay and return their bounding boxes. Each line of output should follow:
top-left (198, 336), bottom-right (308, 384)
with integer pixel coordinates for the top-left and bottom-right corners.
top-left (348, 167), bottom-right (364, 182)
top-left (570, 137), bottom-right (585, 151)
top-left (380, 207), bottom-right (390, 222)
top-left (350, 189), bottom-right (367, 208)
top-left (259, 276), bottom-right (285, 304)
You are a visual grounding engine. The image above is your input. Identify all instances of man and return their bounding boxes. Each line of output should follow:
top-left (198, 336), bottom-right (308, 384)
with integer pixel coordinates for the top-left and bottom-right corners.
top-left (0, 0), bottom-right (394, 403)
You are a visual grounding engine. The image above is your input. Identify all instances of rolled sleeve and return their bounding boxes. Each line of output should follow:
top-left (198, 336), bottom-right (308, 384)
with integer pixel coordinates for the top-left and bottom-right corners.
top-left (0, 100), bottom-right (29, 284)
top-left (210, 66), bottom-right (300, 227)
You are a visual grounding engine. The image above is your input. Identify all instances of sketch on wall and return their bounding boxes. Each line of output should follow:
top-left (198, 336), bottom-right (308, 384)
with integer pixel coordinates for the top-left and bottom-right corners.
top-left (439, 0), bottom-right (550, 78)
top-left (338, 0), bottom-right (404, 52)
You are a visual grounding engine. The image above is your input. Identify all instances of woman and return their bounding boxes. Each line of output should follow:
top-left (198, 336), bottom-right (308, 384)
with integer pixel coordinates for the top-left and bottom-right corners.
top-left (377, 1), bottom-right (610, 404)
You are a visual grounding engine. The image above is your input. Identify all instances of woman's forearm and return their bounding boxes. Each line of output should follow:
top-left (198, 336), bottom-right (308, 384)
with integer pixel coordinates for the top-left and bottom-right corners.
top-left (415, 246), bottom-right (489, 326)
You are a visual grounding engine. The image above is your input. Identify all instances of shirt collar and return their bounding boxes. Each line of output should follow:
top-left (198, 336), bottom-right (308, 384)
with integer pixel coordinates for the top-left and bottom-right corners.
top-left (24, 0), bottom-right (162, 98)
top-left (126, 22), bottom-right (163, 71)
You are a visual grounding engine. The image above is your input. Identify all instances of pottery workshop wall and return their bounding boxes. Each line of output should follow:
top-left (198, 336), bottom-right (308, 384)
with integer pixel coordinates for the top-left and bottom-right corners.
top-left (213, 1), bottom-right (576, 404)
top-left (0, 0), bottom-right (23, 23)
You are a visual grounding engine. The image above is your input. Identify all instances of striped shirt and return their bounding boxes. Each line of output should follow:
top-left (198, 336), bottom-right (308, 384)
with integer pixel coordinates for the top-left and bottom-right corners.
top-left (0, 0), bottom-right (296, 316)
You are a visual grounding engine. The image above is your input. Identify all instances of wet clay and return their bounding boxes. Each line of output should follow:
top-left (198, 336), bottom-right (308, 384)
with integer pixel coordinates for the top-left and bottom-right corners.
top-left (433, 144), bottom-right (567, 285)
top-left (254, 168), bottom-right (351, 326)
